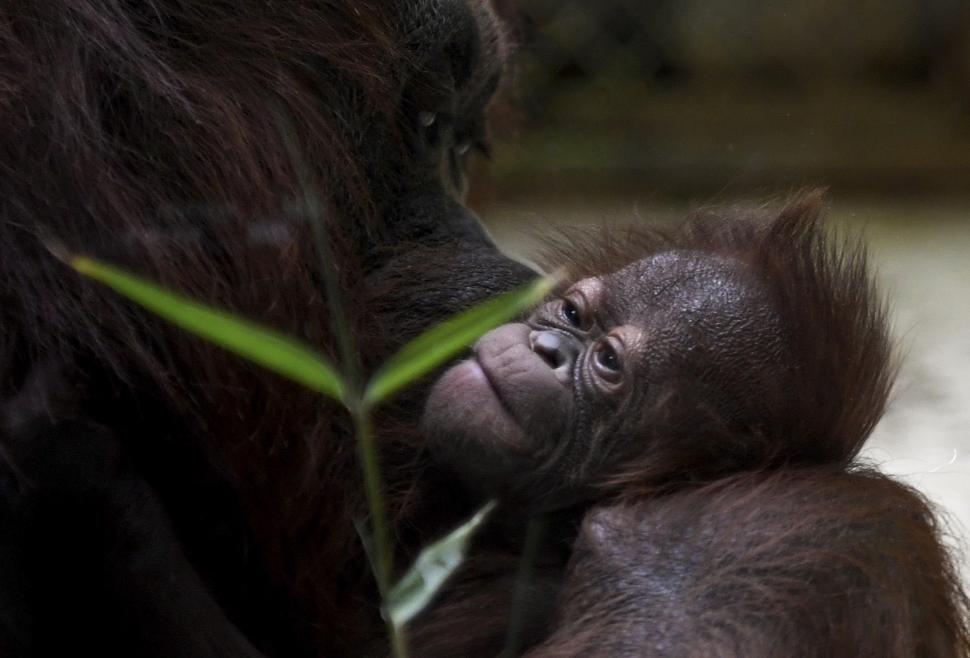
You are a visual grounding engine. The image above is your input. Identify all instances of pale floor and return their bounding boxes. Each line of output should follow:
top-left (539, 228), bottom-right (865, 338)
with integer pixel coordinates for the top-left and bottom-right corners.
top-left (484, 196), bottom-right (970, 587)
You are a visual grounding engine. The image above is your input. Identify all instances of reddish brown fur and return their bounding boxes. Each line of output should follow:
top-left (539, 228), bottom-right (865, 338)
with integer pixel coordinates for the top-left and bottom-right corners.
top-left (530, 469), bottom-right (970, 658)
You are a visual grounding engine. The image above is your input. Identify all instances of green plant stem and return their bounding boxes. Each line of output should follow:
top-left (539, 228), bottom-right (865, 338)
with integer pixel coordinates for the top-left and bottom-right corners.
top-left (275, 108), bottom-right (361, 392)
top-left (353, 406), bottom-right (409, 658)
top-left (501, 517), bottom-right (546, 658)
top-left (305, 193), bottom-right (361, 392)
top-left (354, 409), bottom-right (391, 586)
top-left (389, 625), bottom-right (410, 658)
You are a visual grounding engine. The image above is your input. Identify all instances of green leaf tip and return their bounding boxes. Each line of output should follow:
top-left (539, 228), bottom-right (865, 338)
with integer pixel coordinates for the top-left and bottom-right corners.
top-left (386, 500), bottom-right (497, 629)
top-left (71, 255), bottom-right (94, 273)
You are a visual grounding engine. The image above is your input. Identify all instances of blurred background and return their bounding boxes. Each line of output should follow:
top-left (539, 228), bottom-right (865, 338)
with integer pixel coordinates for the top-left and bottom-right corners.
top-left (471, 0), bottom-right (970, 583)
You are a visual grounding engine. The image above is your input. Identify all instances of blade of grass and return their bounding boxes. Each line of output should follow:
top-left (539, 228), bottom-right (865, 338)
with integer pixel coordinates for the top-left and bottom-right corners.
top-left (275, 109), bottom-right (362, 395)
top-left (386, 500), bottom-right (497, 629)
top-left (71, 256), bottom-right (345, 402)
top-left (363, 275), bottom-right (558, 406)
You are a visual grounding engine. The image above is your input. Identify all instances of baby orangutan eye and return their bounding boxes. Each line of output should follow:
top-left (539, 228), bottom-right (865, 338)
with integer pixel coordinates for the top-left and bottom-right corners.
top-left (592, 338), bottom-right (623, 383)
top-left (562, 298), bottom-right (583, 328)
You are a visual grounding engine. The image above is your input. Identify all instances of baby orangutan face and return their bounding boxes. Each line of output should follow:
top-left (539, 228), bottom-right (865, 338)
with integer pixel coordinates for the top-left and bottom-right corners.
top-left (422, 250), bottom-right (789, 507)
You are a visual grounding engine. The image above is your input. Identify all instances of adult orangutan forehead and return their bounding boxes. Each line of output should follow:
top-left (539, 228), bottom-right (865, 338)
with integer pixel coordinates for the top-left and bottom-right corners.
top-left (395, 0), bottom-right (510, 91)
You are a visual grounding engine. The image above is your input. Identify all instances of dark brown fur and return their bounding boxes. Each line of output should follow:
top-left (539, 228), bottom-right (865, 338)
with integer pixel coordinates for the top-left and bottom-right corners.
top-left (1, 2), bottom-right (528, 655)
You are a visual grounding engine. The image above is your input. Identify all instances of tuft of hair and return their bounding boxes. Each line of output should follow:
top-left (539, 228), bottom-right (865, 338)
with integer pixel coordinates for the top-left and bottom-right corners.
top-left (535, 468), bottom-right (970, 658)
top-left (535, 190), bottom-right (895, 478)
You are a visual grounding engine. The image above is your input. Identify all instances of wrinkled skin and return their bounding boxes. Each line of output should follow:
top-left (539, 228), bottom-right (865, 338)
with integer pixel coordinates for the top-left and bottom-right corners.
top-left (423, 250), bottom-right (789, 507)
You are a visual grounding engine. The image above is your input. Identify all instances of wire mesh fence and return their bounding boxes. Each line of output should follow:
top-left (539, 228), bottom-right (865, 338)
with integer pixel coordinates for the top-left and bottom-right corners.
top-left (487, 0), bottom-right (970, 197)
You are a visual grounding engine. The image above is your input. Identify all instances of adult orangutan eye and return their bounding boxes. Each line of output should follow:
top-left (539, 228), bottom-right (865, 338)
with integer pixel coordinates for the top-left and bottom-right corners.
top-left (561, 298), bottom-right (582, 328)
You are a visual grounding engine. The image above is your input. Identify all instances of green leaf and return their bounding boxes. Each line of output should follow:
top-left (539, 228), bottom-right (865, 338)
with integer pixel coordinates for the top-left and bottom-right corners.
top-left (386, 501), bottom-right (497, 629)
top-left (364, 275), bottom-right (557, 406)
top-left (71, 256), bottom-right (346, 402)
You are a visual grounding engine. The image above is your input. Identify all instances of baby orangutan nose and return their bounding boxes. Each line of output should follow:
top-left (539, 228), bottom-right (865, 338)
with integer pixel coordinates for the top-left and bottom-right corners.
top-left (530, 330), bottom-right (581, 381)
